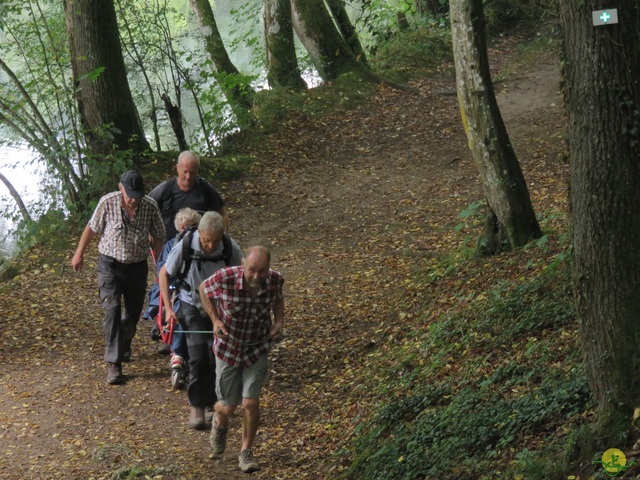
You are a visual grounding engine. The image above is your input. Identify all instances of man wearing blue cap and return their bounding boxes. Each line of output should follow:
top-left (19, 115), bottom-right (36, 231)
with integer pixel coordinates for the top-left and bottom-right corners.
top-left (72, 171), bottom-right (166, 384)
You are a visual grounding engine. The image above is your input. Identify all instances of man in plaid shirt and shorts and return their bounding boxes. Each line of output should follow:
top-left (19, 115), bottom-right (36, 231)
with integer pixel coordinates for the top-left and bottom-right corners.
top-left (199, 245), bottom-right (284, 473)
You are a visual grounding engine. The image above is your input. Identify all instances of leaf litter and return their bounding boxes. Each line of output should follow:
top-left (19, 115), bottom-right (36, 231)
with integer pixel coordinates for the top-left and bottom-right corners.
top-left (0, 38), bottom-right (567, 479)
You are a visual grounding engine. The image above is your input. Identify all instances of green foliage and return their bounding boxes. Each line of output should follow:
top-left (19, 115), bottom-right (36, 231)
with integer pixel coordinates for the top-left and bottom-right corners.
top-left (227, 1), bottom-right (265, 74)
top-left (75, 150), bottom-right (137, 219)
top-left (483, 0), bottom-right (557, 35)
top-left (371, 19), bottom-right (453, 81)
top-left (512, 447), bottom-right (568, 480)
top-left (352, 0), bottom-right (402, 52)
top-left (12, 207), bottom-right (68, 251)
top-left (251, 72), bottom-right (377, 134)
top-left (340, 254), bottom-right (592, 479)
top-left (200, 154), bottom-right (253, 182)
top-left (0, 0), bottom-right (84, 210)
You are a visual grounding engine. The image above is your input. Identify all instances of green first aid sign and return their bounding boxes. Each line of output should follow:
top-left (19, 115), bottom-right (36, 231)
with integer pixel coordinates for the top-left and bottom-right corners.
top-left (592, 9), bottom-right (619, 26)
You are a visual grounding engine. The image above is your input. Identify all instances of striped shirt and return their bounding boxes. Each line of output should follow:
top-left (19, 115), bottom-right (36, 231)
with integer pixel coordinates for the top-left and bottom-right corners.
top-left (203, 266), bottom-right (284, 367)
top-left (89, 191), bottom-right (165, 263)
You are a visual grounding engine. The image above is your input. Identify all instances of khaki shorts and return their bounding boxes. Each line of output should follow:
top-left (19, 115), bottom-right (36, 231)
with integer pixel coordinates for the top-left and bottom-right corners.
top-left (215, 354), bottom-right (268, 406)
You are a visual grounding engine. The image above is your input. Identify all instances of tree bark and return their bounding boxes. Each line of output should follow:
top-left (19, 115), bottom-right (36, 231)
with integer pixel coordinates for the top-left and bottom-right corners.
top-left (161, 93), bottom-right (188, 152)
top-left (450, 0), bottom-right (541, 253)
top-left (188, 0), bottom-right (255, 117)
top-left (325, 0), bottom-right (368, 65)
top-left (290, 0), bottom-right (369, 81)
top-left (63, 0), bottom-right (150, 156)
top-left (560, 0), bottom-right (640, 441)
top-left (263, 0), bottom-right (307, 90)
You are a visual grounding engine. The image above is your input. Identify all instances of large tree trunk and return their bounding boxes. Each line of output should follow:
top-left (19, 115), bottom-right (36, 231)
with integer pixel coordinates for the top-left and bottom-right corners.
top-left (188, 0), bottom-right (255, 119)
top-left (264, 0), bottom-right (307, 90)
top-left (290, 0), bottom-right (369, 81)
top-left (561, 0), bottom-right (640, 442)
top-left (450, 0), bottom-right (541, 253)
top-left (63, 0), bottom-right (150, 156)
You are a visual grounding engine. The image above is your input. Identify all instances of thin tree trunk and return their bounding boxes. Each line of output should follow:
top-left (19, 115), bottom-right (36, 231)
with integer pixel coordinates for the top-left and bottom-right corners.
top-left (116, 0), bottom-right (162, 152)
top-left (0, 57), bottom-right (82, 205)
top-left (188, 0), bottom-right (255, 120)
top-left (264, 0), bottom-right (307, 89)
top-left (0, 172), bottom-right (33, 223)
top-left (450, 0), bottom-right (541, 253)
top-left (161, 93), bottom-right (188, 152)
top-left (325, 0), bottom-right (368, 65)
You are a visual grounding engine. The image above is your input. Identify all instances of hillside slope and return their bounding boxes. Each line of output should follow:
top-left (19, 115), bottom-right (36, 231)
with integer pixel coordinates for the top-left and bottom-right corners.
top-left (0, 36), bottom-right (567, 480)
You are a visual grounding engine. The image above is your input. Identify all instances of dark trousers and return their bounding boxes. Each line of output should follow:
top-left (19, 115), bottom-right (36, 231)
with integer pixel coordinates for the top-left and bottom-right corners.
top-left (181, 302), bottom-right (216, 408)
top-left (97, 254), bottom-right (148, 364)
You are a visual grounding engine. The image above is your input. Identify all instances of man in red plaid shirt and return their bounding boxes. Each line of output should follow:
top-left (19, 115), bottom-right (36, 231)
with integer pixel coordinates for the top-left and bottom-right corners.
top-left (199, 245), bottom-right (284, 473)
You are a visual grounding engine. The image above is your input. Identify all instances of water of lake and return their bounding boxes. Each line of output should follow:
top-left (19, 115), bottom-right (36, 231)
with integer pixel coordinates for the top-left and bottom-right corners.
top-left (0, 145), bottom-right (44, 258)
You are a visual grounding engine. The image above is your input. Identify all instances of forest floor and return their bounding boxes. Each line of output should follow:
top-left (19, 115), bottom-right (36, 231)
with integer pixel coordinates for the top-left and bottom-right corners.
top-left (0, 32), bottom-right (567, 480)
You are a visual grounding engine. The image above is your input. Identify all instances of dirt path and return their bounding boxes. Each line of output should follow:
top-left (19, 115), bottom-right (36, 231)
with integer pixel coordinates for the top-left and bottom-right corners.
top-left (0, 39), bottom-right (566, 480)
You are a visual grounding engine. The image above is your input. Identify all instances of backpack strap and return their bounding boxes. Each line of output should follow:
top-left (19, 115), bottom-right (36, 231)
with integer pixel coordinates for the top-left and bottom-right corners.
top-left (171, 225), bottom-right (197, 292)
top-left (221, 233), bottom-right (232, 266)
top-left (160, 177), bottom-right (177, 213)
top-left (198, 177), bottom-right (214, 211)
top-left (164, 177), bottom-right (214, 214)
top-left (172, 230), bottom-right (232, 291)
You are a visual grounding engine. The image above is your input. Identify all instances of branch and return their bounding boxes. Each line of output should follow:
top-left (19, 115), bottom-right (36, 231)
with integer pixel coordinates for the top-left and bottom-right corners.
top-left (0, 57), bottom-right (56, 140)
top-left (0, 171), bottom-right (33, 223)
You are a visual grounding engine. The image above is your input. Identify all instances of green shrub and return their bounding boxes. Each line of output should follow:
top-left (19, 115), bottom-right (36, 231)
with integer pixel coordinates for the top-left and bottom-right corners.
top-left (341, 255), bottom-right (591, 479)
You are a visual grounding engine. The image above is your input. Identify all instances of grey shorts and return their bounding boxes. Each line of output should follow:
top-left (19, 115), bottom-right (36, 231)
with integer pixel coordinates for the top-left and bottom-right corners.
top-left (215, 354), bottom-right (268, 406)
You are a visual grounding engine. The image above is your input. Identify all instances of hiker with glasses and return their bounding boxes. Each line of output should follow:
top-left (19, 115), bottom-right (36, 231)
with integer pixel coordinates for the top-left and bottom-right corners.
top-left (71, 171), bottom-right (165, 385)
top-left (159, 211), bottom-right (243, 430)
top-left (200, 245), bottom-right (285, 473)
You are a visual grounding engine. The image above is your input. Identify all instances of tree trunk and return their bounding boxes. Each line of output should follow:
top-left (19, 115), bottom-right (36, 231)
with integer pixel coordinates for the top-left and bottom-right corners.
top-left (63, 0), bottom-right (150, 156)
top-left (0, 172), bottom-right (33, 223)
top-left (263, 0), bottom-right (307, 90)
top-left (560, 0), bottom-right (640, 441)
top-left (161, 93), bottom-right (188, 152)
top-left (325, 0), bottom-right (368, 65)
top-left (115, 0), bottom-right (162, 152)
top-left (290, 0), bottom-right (369, 81)
top-left (450, 0), bottom-right (541, 253)
top-left (188, 0), bottom-right (255, 119)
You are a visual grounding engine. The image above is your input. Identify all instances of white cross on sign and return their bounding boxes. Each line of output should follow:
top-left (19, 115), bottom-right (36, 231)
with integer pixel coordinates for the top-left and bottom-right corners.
top-left (592, 9), bottom-right (619, 26)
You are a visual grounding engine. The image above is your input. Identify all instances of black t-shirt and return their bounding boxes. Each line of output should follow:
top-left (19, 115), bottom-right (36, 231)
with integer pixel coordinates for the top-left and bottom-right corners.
top-left (148, 177), bottom-right (225, 238)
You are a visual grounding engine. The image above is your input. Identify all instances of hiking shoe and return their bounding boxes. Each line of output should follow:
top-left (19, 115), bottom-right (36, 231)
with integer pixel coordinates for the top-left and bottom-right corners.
top-left (107, 362), bottom-right (125, 385)
top-left (170, 368), bottom-right (186, 390)
top-left (170, 355), bottom-right (186, 390)
top-left (238, 449), bottom-right (260, 473)
top-left (170, 354), bottom-right (184, 369)
top-left (209, 413), bottom-right (229, 454)
top-left (188, 407), bottom-right (206, 430)
top-left (157, 343), bottom-right (171, 355)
